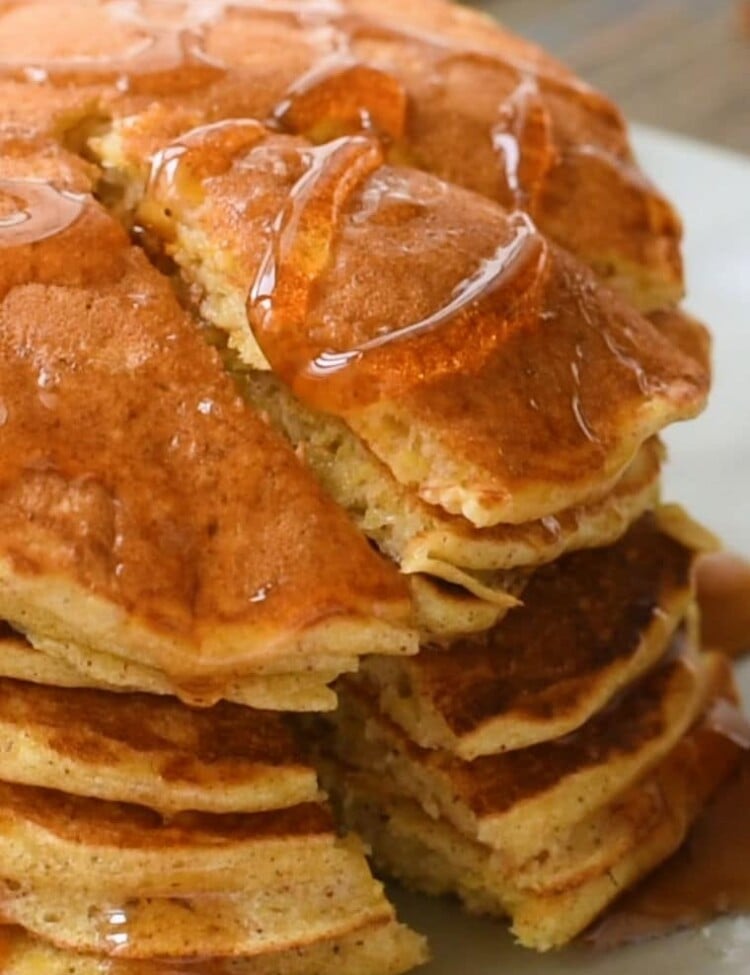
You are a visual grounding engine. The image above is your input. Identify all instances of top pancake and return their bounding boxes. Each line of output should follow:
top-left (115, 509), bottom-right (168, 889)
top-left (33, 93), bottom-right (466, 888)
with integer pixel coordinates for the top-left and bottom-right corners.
top-left (96, 117), bottom-right (707, 527)
top-left (0, 149), bottom-right (414, 691)
top-left (0, 0), bottom-right (683, 311)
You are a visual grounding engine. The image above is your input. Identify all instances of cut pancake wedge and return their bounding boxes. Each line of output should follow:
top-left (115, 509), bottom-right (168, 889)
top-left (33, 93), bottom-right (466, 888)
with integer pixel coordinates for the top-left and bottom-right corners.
top-left (327, 640), bottom-right (717, 866)
top-left (324, 653), bottom-right (741, 950)
top-left (93, 117), bottom-right (707, 528)
top-left (0, 152), bottom-right (415, 705)
top-left (361, 511), bottom-right (699, 758)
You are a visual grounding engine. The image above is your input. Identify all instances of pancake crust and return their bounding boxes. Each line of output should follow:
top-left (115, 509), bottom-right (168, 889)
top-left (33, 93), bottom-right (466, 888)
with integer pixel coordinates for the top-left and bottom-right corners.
top-left (363, 512), bottom-right (697, 757)
top-left (0, 153), bottom-right (415, 693)
top-left (96, 116), bottom-right (705, 527)
top-left (0, 630), bottom-right (342, 712)
top-left (0, 920), bottom-right (427, 975)
top-left (0, 0), bottom-right (682, 309)
top-left (0, 674), bottom-right (320, 814)
top-left (329, 644), bottom-right (716, 866)
top-left (331, 690), bottom-right (740, 950)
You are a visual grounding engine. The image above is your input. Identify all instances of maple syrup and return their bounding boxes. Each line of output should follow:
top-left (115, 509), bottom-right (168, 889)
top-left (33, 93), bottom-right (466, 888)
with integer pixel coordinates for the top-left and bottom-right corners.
top-left (0, 178), bottom-right (86, 246)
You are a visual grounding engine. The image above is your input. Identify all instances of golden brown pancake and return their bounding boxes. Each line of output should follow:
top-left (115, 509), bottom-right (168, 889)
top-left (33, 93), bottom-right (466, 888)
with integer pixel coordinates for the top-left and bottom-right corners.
top-left (93, 116), bottom-right (707, 528)
top-left (0, 920), bottom-right (427, 975)
top-left (0, 152), bottom-right (415, 702)
top-left (332, 685), bottom-right (740, 950)
top-left (237, 371), bottom-right (663, 594)
top-left (0, 773), bottom-right (426, 966)
top-left (0, 674), bottom-right (320, 814)
top-left (0, 785), bottom-right (395, 904)
top-left (327, 642), bottom-right (717, 868)
top-left (0, 0), bottom-right (682, 309)
top-left (589, 750), bottom-right (750, 948)
top-left (0, 628), bottom-right (344, 711)
top-left (362, 512), bottom-right (698, 758)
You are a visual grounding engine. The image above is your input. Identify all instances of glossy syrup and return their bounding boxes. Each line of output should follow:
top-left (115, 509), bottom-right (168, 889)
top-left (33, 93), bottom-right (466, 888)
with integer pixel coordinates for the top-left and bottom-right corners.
top-left (247, 131), bottom-right (546, 412)
top-left (0, 0), bottom-right (226, 91)
top-left (0, 178), bottom-right (86, 246)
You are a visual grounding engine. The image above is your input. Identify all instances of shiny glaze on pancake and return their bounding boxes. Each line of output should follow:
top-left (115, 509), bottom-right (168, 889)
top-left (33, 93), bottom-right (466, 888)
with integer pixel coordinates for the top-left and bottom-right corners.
top-left (142, 120), bottom-right (706, 525)
top-left (0, 155), bottom-right (411, 679)
top-left (386, 516), bottom-right (692, 736)
top-left (0, 0), bottom-right (681, 306)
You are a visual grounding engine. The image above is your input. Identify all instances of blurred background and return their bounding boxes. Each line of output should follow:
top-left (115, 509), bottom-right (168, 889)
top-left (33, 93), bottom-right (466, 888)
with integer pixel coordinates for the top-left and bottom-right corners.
top-left (471, 0), bottom-right (750, 154)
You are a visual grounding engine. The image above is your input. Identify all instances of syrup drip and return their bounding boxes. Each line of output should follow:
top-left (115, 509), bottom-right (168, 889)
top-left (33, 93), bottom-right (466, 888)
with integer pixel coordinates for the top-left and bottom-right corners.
top-left (147, 118), bottom-right (268, 197)
top-left (264, 5), bottom-right (596, 201)
top-left (0, 0), bottom-right (226, 90)
top-left (273, 54), bottom-right (408, 143)
top-left (248, 132), bottom-right (546, 411)
top-left (0, 178), bottom-right (86, 247)
top-left (248, 134), bottom-right (385, 365)
top-left (309, 210), bottom-right (540, 377)
top-left (696, 552), bottom-right (750, 658)
top-left (491, 75), bottom-right (556, 211)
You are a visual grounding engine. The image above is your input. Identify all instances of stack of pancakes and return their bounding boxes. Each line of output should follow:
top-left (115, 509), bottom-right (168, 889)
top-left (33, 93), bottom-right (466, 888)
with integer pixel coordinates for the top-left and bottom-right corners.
top-left (0, 92), bottom-right (425, 971)
top-left (0, 0), bottom-right (745, 966)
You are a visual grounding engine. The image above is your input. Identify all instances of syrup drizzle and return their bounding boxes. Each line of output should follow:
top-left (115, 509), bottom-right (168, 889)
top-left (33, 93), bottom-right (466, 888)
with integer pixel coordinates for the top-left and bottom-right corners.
top-left (0, 0), bottom-right (225, 90)
top-left (247, 132), bottom-right (546, 409)
top-left (0, 178), bottom-right (86, 247)
top-left (308, 210), bottom-right (541, 377)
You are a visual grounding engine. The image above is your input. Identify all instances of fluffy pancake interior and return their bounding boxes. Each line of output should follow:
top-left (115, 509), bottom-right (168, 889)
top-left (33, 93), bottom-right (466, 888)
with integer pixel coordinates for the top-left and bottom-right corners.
top-left (326, 639), bottom-right (716, 866)
top-left (327, 696), bottom-right (739, 950)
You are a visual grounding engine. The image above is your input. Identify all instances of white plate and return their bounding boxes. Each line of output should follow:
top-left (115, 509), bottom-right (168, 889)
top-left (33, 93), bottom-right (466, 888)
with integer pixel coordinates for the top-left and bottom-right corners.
top-left (390, 125), bottom-right (750, 973)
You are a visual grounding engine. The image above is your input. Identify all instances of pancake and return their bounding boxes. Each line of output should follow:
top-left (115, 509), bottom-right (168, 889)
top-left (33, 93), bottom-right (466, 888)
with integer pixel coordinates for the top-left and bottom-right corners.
top-left (0, 920), bottom-right (427, 975)
top-left (0, 763), bottom-right (426, 965)
top-left (361, 511), bottom-right (698, 758)
top-left (0, 629), bottom-right (343, 711)
top-left (327, 642), bottom-right (717, 868)
top-left (331, 684), bottom-right (740, 950)
top-left (0, 153), bottom-right (416, 702)
top-left (0, 785), bottom-right (389, 901)
top-left (238, 370), bottom-right (663, 588)
top-left (0, 1), bottom-right (681, 310)
top-left (0, 675), bottom-right (320, 814)
top-left (0, 873), bottom-right (393, 959)
top-left (94, 117), bottom-right (707, 529)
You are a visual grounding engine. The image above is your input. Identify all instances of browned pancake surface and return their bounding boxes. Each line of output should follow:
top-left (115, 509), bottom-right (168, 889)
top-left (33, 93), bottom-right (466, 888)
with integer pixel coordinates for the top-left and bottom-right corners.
top-left (0, 0), bottom-right (681, 308)
top-left (0, 154), bottom-right (412, 679)
top-left (365, 515), bottom-right (695, 755)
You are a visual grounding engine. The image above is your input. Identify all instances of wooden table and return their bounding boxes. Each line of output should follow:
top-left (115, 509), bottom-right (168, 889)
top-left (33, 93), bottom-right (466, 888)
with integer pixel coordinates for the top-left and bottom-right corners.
top-left (471, 0), bottom-right (750, 155)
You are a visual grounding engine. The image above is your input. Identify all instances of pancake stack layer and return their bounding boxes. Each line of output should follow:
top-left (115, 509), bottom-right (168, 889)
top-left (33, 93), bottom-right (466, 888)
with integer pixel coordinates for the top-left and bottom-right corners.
top-left (0, 0), bottom-right (744, 967)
